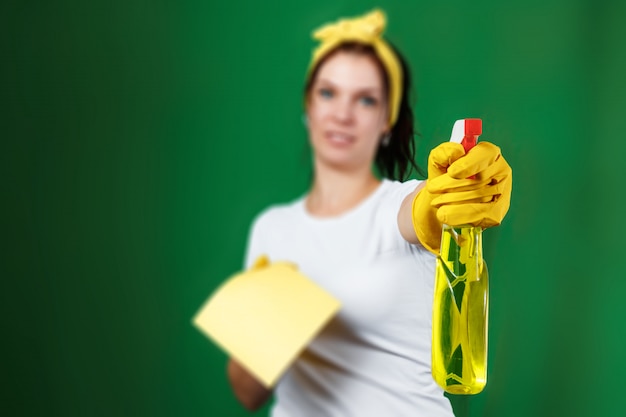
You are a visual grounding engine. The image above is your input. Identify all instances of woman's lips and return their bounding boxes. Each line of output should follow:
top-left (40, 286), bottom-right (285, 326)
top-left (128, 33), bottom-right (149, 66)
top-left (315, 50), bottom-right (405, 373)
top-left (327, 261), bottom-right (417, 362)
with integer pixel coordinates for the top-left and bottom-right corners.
top-left (325, 131), bottom-right (355, 145)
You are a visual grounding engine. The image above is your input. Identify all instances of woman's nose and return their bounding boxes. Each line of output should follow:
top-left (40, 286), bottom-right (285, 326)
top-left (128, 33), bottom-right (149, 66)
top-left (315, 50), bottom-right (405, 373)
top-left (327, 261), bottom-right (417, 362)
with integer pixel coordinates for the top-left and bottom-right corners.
top-left (332, 98), bottom-right (355, 124)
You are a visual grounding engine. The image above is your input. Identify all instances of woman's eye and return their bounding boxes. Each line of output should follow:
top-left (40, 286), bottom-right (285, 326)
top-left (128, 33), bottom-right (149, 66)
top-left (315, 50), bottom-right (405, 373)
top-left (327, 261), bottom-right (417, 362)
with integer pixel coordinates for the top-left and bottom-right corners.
top-left (319, 88), bottom-right (333, 99)
top-left (359, 96), bottom-right (378, 106)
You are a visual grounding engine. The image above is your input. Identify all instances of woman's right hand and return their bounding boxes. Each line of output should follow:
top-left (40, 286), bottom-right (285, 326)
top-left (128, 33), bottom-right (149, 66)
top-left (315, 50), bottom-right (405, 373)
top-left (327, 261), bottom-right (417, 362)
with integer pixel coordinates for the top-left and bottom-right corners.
top-left (428, 141), bottom-right (512, 228)
top-left (410, 141), bottom-right (512, 254)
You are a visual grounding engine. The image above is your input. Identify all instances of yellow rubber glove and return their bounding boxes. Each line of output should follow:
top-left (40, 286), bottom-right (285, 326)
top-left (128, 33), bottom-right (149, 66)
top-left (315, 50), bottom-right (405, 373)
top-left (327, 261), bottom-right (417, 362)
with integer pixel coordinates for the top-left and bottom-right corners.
top-left (430, 141), bottom-right (512, 227)
top-left (412, 142), bottom-right (466, 254)
top-left (412, 142), bottom-right (512, 254)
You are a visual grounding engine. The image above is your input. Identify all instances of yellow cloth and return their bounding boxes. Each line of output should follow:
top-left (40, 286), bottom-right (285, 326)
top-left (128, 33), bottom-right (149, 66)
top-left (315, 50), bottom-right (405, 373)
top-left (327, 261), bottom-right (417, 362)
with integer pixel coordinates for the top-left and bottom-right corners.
top-left (412, 142), bottom-right (512, 254)
top-left (192, 256), bottom-right (341, 387)
top-left (308, 9), bottom-right (402, 127)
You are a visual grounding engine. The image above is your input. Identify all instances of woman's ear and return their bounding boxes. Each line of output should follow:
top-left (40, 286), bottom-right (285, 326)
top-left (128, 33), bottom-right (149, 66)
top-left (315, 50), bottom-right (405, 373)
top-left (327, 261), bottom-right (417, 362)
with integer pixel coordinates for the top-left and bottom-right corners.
top-left (381, 131), bottom-right (391, 147)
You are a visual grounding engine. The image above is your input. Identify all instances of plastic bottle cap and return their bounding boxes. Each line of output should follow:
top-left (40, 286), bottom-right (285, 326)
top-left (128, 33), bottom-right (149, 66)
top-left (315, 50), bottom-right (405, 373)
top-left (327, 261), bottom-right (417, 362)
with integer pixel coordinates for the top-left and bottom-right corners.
top-left (465, 119), bottom-right (482, 136)
top-left (462, 119), bottom-right (482, 153)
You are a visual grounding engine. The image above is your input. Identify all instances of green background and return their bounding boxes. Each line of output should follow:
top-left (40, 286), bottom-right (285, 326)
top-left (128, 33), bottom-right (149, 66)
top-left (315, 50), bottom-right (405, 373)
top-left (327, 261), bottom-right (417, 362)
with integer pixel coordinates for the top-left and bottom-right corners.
top-left (3, 0), bottom-right (626, 416)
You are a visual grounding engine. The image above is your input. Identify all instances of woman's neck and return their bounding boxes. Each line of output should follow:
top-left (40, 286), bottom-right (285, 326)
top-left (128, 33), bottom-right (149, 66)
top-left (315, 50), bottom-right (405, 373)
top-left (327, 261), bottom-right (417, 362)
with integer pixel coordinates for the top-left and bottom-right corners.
top-left (305, 162), bottom-right (381, 217)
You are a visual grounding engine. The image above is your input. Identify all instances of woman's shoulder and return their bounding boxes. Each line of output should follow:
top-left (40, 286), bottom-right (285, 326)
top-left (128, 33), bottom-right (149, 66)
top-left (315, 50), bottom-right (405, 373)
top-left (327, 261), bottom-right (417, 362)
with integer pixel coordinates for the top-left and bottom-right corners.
top-left (383, 177), bottom-right (422, 189)
top-left (378, 178), bottom-right (423, 203)
top-left (250, 197), bottom-right (305, 231)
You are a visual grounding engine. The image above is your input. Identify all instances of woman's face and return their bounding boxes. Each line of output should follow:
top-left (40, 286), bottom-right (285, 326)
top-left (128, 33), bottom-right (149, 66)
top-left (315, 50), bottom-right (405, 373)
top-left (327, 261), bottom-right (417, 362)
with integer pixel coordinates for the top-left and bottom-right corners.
top-left (306, 51), bottom-right (389, 173)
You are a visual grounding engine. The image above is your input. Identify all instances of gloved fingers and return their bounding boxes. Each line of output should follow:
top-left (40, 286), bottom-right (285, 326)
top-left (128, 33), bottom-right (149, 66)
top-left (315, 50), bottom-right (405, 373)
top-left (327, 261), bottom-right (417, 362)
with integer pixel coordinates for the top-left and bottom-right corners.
top-left (425, 141), bottom-right (513, 229)
top-left (250, 255), bottom-right (298, 271)
top-left (433, 170), bottom-right (512, 207)
top-left (436, 199), bottom-right (511, 229)
top-left (447, 142), bottom-right (503, 179)
top-left (427, 174), bottom-right (492, 195)
top-left (251, 255), bottom-right (270, 269)
top-left (428, 142), bottom-right (466, 179)
top-left (428, 152), bottom-right (511, 194)
top-left (472, 155), bottom-right (512, 185)
top-left (435, 174), bottom-right (512, 228)
top-left (430, 183), bottom-right (505, 207)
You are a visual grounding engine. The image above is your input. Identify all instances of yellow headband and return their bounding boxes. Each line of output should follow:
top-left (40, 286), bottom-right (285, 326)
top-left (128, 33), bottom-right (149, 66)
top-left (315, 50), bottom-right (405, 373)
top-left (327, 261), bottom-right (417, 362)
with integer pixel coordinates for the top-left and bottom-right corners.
top-left (307, 9), bottom-right (403, 127)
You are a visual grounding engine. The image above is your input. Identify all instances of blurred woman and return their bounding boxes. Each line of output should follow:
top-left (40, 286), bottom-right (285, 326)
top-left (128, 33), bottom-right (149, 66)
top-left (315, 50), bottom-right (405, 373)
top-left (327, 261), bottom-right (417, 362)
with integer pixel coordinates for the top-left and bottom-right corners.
top-left (227, 9), bottom-right (511, 416)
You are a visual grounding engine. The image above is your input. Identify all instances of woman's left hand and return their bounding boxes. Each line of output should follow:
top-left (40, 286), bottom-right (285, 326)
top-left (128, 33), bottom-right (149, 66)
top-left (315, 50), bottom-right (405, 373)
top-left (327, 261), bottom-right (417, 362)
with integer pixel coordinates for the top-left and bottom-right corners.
top-left (428, 141), bottom-right (512, 228)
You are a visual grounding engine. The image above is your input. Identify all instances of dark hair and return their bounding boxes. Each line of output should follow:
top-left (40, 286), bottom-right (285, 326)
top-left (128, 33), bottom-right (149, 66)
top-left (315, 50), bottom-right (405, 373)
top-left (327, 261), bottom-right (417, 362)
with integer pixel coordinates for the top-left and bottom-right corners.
top-left (304, 42), bottom-right (425, 181)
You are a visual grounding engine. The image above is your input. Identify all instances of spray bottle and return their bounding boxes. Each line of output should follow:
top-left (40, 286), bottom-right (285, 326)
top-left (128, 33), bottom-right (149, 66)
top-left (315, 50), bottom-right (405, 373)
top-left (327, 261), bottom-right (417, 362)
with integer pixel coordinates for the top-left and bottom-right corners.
top-left (431, 118), bottom-right (488, 395)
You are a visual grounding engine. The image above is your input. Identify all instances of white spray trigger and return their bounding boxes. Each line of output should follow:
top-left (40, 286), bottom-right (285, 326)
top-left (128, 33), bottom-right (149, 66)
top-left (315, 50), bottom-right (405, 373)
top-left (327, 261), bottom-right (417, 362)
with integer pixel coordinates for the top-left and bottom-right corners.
top-left (449, 119), bottom-right (465, 144)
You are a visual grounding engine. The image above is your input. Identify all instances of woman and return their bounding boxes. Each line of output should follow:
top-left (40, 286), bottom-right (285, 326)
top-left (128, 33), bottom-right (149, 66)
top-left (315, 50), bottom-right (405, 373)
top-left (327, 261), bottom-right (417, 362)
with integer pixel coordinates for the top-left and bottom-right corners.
top-left (227, 9), bottom-right (512, 416)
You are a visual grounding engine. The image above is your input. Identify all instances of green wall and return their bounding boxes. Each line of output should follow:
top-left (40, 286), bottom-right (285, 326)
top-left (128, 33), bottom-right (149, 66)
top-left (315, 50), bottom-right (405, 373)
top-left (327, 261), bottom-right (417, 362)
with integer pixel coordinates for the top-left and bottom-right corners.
top-left (4, 0), bottom-right (626, 416)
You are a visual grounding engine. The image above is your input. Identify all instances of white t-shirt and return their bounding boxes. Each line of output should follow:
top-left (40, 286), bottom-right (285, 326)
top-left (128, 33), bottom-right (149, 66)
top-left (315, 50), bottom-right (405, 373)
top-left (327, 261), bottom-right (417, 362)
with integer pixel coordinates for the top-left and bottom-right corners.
top-left (245, 179), bottom-right (455, 417)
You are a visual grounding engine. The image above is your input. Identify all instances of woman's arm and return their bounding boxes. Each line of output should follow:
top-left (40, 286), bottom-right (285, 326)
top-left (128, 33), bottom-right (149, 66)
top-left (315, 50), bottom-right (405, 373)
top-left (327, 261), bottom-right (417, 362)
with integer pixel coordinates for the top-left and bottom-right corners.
top-left (397, 182), bottom-right (425, 245)
top-left (227, 358), bottom-right (273, 411)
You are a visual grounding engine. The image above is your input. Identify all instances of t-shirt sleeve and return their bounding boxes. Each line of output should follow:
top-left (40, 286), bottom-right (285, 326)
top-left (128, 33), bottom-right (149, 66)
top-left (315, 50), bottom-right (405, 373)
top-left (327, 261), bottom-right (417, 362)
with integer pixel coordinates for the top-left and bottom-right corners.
top-left (389, 179), bottom-right (422, 209)
top-left (243, 211), bottom-right (267, 269)
top-left (243, 205), bottom-right (283, 269)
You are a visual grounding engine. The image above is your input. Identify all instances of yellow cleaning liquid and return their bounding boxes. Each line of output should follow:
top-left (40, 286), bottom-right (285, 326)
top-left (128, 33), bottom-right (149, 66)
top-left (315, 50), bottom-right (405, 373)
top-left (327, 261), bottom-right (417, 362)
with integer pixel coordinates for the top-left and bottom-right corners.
top-left (432, 224), bottom-right (488, 395)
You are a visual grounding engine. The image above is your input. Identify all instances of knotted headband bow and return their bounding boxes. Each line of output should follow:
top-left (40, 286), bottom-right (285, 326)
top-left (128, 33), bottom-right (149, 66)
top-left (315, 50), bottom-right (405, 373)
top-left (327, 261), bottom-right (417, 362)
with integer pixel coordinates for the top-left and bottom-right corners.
top-left (308, 9), bottom-right (403, 127)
